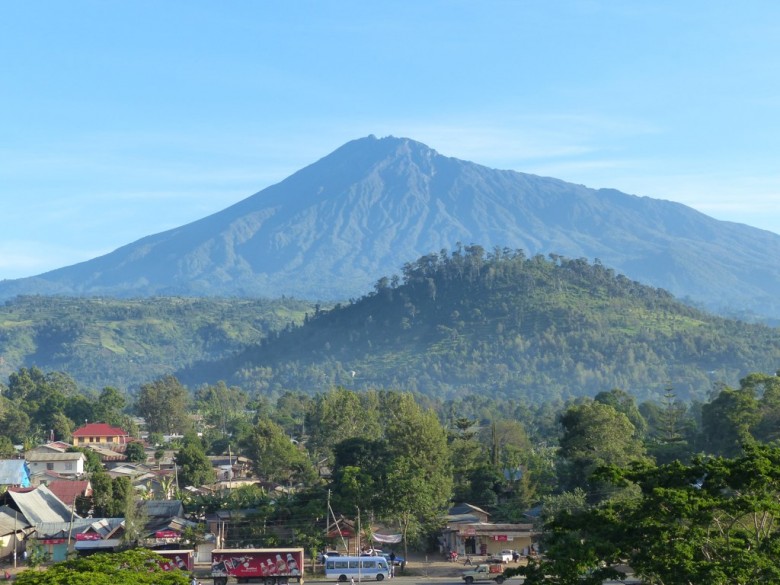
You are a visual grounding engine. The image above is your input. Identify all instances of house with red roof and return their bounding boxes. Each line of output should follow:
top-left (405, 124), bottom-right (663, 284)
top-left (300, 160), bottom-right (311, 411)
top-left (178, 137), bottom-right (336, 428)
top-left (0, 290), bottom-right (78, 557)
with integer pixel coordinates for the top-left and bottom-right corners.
top-left (71, 423), bottom-right (130, 448)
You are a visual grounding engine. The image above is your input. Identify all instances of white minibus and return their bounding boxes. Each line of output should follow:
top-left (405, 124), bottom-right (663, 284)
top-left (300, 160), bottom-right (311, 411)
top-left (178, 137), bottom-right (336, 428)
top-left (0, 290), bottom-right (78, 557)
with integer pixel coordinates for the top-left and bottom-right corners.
top-left (323, 555), bottom-right (391, 581)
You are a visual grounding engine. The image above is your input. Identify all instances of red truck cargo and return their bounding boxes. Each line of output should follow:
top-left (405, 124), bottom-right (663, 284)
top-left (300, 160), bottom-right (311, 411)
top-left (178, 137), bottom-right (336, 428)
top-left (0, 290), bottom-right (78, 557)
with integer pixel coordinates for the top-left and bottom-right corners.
top-left (156, 549), bottom-right (195, 572)
top-left (211, 548), bottom-right (304, 585)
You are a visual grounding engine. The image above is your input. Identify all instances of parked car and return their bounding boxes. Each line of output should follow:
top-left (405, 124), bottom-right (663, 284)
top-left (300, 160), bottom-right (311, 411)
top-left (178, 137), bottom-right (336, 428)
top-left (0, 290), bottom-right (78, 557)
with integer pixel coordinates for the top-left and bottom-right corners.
top-left (380, 552), bottom-right (405, 566)
top-left (487, 550), bottom-right (513, 563)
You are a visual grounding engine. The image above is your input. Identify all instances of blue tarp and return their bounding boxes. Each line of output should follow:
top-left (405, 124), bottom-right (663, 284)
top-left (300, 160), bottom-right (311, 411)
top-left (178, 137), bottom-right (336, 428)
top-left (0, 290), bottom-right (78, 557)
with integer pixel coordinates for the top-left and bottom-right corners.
top-left (0, 460), bottom-right (31, 488)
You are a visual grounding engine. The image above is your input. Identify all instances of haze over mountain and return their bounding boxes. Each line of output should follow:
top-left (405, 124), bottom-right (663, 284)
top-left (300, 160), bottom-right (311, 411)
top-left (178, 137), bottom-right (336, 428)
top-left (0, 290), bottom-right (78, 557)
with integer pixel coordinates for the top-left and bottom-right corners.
top-left (2, 135), bottom-right (779, 320)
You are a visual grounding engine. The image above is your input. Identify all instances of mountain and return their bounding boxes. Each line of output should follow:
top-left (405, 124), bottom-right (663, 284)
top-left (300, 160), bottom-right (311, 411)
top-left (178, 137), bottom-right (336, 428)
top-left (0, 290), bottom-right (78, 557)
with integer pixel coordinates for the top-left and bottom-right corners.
top-left (2, 135), bottom-right (780, 320)
top-left (179, 251), bottom-right (780, 403)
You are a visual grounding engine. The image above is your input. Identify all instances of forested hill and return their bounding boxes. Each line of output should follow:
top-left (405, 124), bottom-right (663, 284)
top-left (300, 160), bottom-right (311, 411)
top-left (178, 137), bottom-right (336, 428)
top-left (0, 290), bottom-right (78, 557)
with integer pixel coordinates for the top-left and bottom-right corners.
top-left (0, 296), bottom-right (315, 390)
top-left (182, 247), bottom-right (780, 403)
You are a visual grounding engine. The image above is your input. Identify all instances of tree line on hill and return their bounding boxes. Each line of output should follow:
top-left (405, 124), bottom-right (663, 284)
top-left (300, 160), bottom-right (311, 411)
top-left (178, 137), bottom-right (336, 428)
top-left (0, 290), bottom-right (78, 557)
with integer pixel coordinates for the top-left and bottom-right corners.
top-left (1, 249), bottom-right (777, 406)
top-left (193, 247), bottom-right (780, 404)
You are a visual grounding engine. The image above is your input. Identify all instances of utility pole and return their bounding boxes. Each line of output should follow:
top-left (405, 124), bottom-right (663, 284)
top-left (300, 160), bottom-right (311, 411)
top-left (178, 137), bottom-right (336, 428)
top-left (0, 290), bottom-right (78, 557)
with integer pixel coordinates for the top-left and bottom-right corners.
top-left (13, 511), bottom-right (18, 569)
top-left (356, 506), bottom-right (361, 582)
top-left (326, 489), bottom-right (331, 535)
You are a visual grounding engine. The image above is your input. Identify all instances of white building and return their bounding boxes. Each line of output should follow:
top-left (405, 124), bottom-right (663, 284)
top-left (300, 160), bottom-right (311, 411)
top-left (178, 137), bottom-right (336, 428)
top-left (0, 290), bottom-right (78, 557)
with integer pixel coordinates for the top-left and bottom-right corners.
top-left (26, 451), bottom-right (86, 477)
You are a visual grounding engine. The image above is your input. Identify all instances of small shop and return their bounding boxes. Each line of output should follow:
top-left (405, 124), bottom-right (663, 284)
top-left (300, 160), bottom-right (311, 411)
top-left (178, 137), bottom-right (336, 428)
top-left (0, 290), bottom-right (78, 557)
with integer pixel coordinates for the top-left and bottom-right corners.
top-left (439, 504), bottom-right (537, 559)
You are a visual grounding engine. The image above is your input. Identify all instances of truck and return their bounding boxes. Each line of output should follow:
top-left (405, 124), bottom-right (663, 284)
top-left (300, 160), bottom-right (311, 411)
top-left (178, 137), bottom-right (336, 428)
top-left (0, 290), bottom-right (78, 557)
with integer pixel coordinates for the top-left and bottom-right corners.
top-left (211, 548), bottom-right (305, 585)
top-left (462, 563), bottom-right (506, 584)
top-left (156, 549), bottom-right (195, 572)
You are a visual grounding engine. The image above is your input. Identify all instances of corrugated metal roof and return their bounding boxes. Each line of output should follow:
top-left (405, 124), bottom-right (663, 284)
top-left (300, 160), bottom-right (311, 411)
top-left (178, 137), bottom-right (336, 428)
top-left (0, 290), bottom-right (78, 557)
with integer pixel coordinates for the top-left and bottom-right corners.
top-left (46, 480), bottom-right (91, 507)
top-left (142, 500), bottom-right (184, 518)
top-left (86, 445), bottom-right (127, 461)
top-left (0, 506), bottom-right (31, 535)
top-left (87, 517), bottom-right (125, 538)
top-left (34, 518), bottom-right (125, 539)
top-left (26, 443), bottom-right (69, 454)
top-left (144, 515), bottom-right (197, 537)
top-left (26, 452), bottom-right (85, 462)
top-left (6, 484), bottom-right (74, 524)
top-left (35, 518), bottom-right (96, 538)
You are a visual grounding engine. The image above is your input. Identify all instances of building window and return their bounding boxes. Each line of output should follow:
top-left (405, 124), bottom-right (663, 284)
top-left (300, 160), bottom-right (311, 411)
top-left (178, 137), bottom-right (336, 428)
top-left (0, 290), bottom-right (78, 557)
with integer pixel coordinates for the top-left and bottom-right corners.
top-left (46, 463), bottom-right (54, 470)
top-left (65, 462), bottom-right (73, 471)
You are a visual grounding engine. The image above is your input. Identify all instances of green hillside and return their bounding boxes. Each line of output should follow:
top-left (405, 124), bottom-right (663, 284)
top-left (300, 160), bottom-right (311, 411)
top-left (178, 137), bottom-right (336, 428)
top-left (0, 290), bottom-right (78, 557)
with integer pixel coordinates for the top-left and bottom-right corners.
top-left (188, 247), bottom-right (780, 402)
top-left (0, 296), bottom-right (315, 390)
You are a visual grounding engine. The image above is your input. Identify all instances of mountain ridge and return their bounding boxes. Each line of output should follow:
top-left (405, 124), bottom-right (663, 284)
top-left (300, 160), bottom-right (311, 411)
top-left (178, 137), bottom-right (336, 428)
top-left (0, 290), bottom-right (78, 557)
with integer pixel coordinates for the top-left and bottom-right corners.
top-left (2, 135), bottom-right (779, 320)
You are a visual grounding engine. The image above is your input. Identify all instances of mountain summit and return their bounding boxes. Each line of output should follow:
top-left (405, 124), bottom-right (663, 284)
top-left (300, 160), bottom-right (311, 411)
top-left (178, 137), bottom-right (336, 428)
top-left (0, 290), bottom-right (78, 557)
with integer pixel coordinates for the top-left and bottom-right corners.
top-left (2, 135), bottom-right (779, 319)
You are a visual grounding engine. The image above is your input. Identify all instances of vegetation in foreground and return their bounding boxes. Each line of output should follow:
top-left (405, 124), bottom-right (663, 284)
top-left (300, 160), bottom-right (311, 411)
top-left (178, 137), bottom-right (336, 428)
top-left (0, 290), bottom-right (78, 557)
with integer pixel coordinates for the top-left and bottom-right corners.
top-left (14, 549), bottom-right (189, 585)
top-left (512, 443), bottom-right (780, 584)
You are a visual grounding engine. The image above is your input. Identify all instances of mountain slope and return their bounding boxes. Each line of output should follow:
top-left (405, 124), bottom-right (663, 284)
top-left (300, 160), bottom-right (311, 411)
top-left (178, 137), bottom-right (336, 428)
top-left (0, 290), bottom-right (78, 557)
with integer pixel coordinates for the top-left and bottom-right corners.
top-left (179, 251), bottom-right (780, 403)
top-left (0, 296), bottom-right (315, 390)
top-left (2, 135), bottom-right (779, 319)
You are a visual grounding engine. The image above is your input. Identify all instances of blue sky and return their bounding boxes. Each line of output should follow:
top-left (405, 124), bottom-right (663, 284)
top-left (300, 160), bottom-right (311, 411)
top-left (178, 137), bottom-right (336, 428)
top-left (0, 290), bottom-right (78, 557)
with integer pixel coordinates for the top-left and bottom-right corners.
top-left (2, 1), bottom-right (779, 280)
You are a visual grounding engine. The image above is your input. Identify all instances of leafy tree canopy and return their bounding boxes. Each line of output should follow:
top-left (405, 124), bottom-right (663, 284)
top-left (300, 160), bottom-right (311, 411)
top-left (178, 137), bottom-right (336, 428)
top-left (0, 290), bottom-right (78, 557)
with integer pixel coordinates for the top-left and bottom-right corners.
top-left (241, 417), bottom-right (317, 486)
top-left (14, 549), bottom-right (188, 585)
top-left (175, 432), bottom-right (216, 487)
top-left (558, 400), bottom-right (649, 495)
top-left (514, 443), bottom-right (780, 585)
top-left (137, 375), bottom-right (192, 435)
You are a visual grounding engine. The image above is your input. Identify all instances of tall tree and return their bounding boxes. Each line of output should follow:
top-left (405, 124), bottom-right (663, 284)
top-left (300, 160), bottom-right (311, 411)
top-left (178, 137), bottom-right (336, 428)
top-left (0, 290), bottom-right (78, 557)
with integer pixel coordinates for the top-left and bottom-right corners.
top-left (136, 375), bottom-right (192, 435)
top-left (330, 437), bottom-right (388, 514)
top-left (745, 371), bottom-right (780, 444)
top-left (242, 418), bottom-right (317, 486)
top-left (594, 388), bottom-right (647, 437)
top-left (195, 381), bottom-right (250, 439)
top-left (380, 392), bottom-right (453, 558)
top-left (108, 476), bottom-right (133, 517)
top-left (5, 367), bottom-right (79, 437)
top-left (304, 387), bottom-right (382, 461)
top-left (125, 441), bottom-right (147, 463)
top-left (558, 400), bottom-right (648, 495)
top-left (700, 380), bottom-right (760, 457)
top-left (174, 432), bottom-right (216, 487)
top-left (94, 386), bottom-right (127, 426)
top-left (448, 417), bottom-right (485, 502)
top-left (643, 385), bottom-right (695, 464)
top-left (90, 470), bottom-right (114, 517)
top-left (273, 390), bottom-right (311, 438)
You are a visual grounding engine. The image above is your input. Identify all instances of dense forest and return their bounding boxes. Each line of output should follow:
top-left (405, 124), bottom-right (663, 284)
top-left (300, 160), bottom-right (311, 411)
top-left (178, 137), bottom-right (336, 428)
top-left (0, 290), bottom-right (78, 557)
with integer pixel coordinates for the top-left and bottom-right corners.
top-left (4, 359), bottom-right (780, 584)
top-left (1, 249), bottom-right (777, 405)
top-left (188, 247), bottom-right (780, 403)
top-left (0, 296), bottom-right (315, 390)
